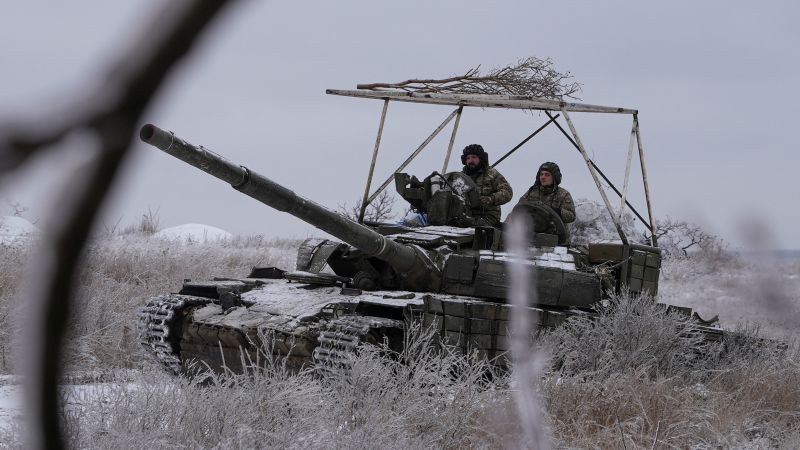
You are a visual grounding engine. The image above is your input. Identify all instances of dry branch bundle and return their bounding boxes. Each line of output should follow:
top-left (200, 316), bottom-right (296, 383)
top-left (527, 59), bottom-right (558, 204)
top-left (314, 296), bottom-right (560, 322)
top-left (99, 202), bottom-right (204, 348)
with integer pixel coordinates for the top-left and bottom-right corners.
top-left (357, 57), bottom-right (581, 99)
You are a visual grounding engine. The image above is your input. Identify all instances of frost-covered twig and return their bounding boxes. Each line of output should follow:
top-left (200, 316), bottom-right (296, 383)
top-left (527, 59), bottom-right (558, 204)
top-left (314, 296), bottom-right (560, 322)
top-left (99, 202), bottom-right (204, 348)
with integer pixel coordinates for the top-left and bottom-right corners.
top-left (357, 57), bottom-right (581, 100)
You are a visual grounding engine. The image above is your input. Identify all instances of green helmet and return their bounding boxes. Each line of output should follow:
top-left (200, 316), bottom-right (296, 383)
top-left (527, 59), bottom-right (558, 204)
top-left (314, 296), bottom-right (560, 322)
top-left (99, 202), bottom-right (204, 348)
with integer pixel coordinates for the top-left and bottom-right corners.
top-left (534, 161), bottom-right (562, 186)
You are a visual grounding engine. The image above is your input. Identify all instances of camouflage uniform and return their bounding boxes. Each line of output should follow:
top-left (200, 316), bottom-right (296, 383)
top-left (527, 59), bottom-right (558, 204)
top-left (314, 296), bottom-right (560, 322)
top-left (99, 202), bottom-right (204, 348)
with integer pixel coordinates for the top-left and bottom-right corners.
top-left (517, 162), bottom-right (575, 234)
top-left (465, 166), bottom-right (514, 225)
top-left (459, 145), bottom-right (512, 226)
top-left (518, 185), bottom-right (575, 223)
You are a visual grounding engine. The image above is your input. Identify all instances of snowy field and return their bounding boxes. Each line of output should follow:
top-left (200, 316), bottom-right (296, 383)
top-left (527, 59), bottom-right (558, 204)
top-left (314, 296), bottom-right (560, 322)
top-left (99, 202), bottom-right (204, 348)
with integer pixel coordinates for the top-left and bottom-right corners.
top-left (0, 377), bottom-right (22, 434)
top-left (0, 216), bottom-right (798, 448)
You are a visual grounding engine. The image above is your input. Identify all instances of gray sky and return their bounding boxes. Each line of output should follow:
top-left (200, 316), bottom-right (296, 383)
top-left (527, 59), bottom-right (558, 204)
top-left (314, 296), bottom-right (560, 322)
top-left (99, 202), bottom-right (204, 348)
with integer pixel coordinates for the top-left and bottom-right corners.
top-left (2, 1), bottom-right (798, 249)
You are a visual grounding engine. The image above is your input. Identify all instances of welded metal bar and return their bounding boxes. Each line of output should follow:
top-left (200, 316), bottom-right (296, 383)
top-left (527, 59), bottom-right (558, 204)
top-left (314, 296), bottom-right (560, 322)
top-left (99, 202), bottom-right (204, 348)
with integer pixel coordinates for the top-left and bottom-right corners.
top-left (617, 116), bottom-right (637, 224)
top-left (634, 114), bottom-right (658, 245)
top-left (560, 107), bottom-right (629, 245)
top-left (328, 89), bottom-right (638, 114)
top-left (544, 111), bottom-right (651, 229)
top-left (359, 99), bottom-right (389, 223)
top-left (492, 113), bottom-right (560, 168)
top-left (367, 107), bottom-right (460, 204)
top-left (441, 106), bottom-right (463, 173)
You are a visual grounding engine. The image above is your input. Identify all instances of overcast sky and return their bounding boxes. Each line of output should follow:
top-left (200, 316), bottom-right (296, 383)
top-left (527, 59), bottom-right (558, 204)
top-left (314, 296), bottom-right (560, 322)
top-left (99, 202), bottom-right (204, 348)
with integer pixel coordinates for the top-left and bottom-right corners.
top-left (1, 1), bottom-right (798, 250)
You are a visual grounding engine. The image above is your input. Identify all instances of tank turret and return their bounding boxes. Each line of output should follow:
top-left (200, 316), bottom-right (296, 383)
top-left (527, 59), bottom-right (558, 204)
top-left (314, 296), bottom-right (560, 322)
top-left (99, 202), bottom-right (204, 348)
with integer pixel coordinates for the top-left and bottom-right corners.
top-left (141, 124), bottom-right (627, 307)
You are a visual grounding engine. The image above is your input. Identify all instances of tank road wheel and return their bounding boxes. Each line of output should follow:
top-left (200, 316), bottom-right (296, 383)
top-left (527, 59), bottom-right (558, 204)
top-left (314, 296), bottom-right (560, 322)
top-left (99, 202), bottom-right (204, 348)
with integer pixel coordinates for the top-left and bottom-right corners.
top-left (138, 294), bottom-right (214, 374)
top-left (352, 271), bottom-right (378, 291)
top-left (313, 315), bottom-right (404, 377)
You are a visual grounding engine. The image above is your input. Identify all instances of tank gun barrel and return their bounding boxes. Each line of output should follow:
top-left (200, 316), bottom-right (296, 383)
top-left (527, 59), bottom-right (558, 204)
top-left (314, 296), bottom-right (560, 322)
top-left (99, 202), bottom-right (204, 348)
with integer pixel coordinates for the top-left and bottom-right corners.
top-left (139, 124), bottom-right (425, 276)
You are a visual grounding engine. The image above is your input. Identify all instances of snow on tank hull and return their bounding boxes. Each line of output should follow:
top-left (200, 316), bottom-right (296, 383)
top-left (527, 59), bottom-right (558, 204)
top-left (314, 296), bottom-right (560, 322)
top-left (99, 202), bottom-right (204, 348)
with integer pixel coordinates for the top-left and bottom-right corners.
top-left (139, 269), bottom-right (621, 376)
top-left (140, 276), bottom-right (406, 375)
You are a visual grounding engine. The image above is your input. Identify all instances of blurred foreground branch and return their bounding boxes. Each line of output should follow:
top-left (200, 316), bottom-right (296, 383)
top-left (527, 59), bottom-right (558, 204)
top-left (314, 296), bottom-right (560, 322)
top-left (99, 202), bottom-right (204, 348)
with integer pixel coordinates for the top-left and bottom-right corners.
top-left (0, 2), bottom-right (236, 448)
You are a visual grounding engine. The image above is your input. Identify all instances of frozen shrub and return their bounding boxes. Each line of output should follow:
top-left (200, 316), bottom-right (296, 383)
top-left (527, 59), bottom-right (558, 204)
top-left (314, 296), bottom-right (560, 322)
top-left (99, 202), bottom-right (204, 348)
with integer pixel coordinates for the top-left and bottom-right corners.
top-left (0, 233), bottom-right (300, 373)
top-left (542, 292), bottom-right (708, 380)
top-left (569, 198), bottom-right (639, 246)
top-left (44, 328), bottom-right (523, 449)
top-left (0, 243), bottom-right (32, 373)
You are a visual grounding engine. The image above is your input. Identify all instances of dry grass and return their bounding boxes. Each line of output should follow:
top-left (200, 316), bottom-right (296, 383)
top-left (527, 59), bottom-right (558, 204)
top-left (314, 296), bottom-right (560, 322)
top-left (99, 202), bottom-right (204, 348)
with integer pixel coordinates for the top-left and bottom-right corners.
top-left (543, 295), bottom-right (800, 448)
top-left (22, 330), bottom-right (522, 449)
top-left (0, 243), bottom-right (31, 371)
top-left (659, 253), bottom-right (800, 339)
top-left (0, 234), bottom-right (300, 373)
top-left (0, 234), bottom-right (798, 448)
top-left (542, 294), bottom-right (709, 380)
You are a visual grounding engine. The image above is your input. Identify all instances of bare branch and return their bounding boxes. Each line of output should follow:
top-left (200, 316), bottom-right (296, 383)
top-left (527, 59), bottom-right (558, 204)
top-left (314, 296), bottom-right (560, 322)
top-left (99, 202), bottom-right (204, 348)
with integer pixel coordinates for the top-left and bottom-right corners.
top-left (357, 57), bottom-right (582, 100)
top-left (646, 217), bottom-right (728, 259)
top-left (338, 190), bottom-right (397, 222)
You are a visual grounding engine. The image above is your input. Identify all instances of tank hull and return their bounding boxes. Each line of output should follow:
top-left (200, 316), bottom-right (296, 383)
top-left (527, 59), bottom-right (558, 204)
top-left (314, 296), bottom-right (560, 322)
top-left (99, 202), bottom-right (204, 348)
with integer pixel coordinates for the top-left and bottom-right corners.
top-left (140, 274), bottom-right (724, 375)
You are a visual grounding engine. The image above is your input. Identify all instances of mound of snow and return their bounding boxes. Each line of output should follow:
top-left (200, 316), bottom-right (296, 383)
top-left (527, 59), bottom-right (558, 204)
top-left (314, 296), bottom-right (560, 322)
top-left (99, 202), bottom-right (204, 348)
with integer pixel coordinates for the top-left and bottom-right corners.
top-left (0, 216), bottom-right (39, 245)
top-left (153, 223), bottom-right (232, 243)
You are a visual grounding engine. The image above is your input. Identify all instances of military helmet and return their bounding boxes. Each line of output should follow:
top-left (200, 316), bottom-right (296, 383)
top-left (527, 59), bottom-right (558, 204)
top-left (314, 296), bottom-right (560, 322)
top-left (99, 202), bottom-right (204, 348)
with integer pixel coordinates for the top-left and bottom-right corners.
top-left (460, 144), bottom-right (489, 167)
top-left (535, 161), bottom-right (562, 186)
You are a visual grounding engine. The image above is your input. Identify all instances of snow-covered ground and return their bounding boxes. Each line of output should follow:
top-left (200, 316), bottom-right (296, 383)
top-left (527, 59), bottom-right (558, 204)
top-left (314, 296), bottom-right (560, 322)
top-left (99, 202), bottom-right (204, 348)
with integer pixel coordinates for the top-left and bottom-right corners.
top-left (0, 373), bottom-right (144, 437)
top-left (0, 216), bottom-right (38, 246)
top-left (0, 379), bottom-right (21, 433)
top-left (1, 218), bottom-right (234, 246)
top-left (153, 223), bottom-right (232, 242)
top-left (0, 226), bottom-right (796, 446)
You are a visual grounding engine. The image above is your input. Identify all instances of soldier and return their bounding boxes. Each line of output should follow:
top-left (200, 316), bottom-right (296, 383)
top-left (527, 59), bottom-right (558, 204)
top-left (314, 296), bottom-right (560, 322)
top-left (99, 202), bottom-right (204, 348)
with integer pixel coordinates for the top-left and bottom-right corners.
top-left (517, 161), bottom-right (576, 230)
top-left (461, 144), bottom-right (513, 226)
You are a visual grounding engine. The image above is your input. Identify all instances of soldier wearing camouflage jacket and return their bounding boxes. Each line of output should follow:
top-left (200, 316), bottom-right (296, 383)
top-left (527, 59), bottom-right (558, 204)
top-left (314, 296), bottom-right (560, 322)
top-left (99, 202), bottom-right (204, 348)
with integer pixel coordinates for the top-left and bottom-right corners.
top-left (518, 161), bottom-right (576, 226)
top-left (460, 144), bottom-right (513, 226)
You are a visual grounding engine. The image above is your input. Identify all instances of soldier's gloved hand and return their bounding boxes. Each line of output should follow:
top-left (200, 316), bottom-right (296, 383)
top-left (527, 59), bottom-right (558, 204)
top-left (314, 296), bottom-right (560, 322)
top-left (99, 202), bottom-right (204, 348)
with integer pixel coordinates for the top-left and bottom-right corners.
top-left (455, 215), bottom-right (475, 227)
top-left (479, 196), bottom-right (493, 207)
top-left (552, 207), bottom-right (562, 218)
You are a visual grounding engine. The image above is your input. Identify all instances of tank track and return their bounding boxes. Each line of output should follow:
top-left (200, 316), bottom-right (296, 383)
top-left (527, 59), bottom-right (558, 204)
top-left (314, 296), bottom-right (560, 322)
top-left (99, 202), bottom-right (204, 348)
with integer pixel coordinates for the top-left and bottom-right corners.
top-left (313, 315), bottom-right (403, 376)
top-left (139, 294), bottom-right (214, 374)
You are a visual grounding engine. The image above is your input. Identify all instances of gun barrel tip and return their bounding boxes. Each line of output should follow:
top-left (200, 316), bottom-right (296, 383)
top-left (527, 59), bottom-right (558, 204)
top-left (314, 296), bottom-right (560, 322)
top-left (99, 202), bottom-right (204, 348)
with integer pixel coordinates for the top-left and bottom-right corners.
top-left (140, 124), bottom-right (156, 142)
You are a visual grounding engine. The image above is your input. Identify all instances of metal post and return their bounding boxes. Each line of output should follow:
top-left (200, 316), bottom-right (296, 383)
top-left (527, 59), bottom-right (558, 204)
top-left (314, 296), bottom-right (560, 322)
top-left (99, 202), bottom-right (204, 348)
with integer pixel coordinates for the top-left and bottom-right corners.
top-left (358, 99), bottom-right (389, 223)
top-left (634, 114), bottom-right (657, 245)
top-left (617, 116), bottom-right (637, 224)
top-left (367, 107), bottom-right (460, 204)
top-left (560, 107), bottom-right (629, 245)
top-left (441, 106), bottom-right (463, 174)
top-left (545, 111), bottom-right (651, 230)
top-left (492, 113), bottom-right (560, 168)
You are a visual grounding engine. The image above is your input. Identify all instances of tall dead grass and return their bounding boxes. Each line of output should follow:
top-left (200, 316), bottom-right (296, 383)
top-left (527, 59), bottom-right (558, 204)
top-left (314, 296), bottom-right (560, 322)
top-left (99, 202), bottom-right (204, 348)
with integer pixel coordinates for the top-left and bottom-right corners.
top-left (5, 293), bottom-right (787, 449)
top-left (0, 243), bottom-right (32, 371)
top-left (0, 234), bottom-right (300, 373)
top-left (30, 329), bottom-right (521, 449)
top-left (659, 252), bottom-right (800, 339)
top-left (542, 294), bottom-right (800, 448)
top-left (1, 235), bottom-right (798, 448)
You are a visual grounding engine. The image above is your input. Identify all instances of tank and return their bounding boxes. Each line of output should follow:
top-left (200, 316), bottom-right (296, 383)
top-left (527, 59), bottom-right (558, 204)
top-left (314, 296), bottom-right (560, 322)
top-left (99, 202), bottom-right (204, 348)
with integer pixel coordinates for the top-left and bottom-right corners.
top-left (138, 124), bottom-right (722, 375)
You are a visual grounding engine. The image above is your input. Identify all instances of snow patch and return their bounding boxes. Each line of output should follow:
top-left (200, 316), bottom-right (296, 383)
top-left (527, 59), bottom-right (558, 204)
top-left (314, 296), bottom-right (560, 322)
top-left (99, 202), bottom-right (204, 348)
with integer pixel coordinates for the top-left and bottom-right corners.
top-left (153, 223), bottom-right (232, 243)
top-left (0, 216), bottom-right (39, 245)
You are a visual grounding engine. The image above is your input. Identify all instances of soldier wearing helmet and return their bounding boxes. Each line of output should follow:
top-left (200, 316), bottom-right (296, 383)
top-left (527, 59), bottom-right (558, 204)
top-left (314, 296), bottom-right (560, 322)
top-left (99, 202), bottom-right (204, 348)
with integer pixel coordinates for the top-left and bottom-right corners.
top-left (460, 144), bottom-right (513, 226)
top-left (517, 161), bottom-right (576, 229)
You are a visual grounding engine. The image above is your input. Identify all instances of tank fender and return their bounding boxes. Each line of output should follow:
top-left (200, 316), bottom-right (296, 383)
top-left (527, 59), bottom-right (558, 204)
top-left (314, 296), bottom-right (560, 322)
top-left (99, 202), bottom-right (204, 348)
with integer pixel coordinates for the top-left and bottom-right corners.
top-left (296, 238), bottom-right (348, 273)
